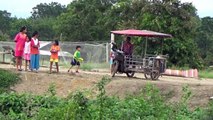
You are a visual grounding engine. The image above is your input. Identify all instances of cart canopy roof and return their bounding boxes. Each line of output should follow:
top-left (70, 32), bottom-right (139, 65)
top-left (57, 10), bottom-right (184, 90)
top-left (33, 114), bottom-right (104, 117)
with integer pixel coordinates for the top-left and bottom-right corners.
top-left (111, 29), bottom-right (172, 38)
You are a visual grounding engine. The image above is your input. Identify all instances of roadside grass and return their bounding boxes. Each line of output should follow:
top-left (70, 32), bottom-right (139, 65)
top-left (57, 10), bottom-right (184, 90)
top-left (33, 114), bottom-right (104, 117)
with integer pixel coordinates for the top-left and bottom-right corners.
top-left (62, 62), bottom-right (109, 71)
top-left (199, 70), bottom-right (213, 79)
top-left (81, 63), bottom-right (109, 71)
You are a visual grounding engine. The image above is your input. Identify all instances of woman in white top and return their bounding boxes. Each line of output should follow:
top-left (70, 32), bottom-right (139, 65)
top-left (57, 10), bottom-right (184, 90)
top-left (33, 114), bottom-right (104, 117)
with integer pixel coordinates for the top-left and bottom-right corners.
top-left (23, 36), bottom-right (31, 71)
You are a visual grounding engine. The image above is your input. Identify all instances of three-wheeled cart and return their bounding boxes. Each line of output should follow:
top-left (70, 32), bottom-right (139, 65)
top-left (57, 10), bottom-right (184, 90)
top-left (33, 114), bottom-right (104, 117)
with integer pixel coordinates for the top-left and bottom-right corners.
top-left (110, 29), bottom-right (172, 80)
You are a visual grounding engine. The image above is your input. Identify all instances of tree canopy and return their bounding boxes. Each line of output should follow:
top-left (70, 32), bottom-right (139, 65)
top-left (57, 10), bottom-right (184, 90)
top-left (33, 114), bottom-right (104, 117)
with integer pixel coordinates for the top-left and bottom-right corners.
top-left (0, 0), bottom-right (212, 68)
top-left (31, 2), bottom-right (66, 19)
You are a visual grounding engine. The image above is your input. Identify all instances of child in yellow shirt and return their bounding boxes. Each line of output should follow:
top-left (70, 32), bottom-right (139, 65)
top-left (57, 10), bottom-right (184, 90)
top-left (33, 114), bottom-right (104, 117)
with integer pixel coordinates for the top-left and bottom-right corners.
top-left (50, 40), bottom-right (60, 73)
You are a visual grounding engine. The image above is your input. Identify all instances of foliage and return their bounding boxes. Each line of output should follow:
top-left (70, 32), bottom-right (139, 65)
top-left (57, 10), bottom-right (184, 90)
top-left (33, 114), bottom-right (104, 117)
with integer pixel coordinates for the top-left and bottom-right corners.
top-left (30, 18), bottom-right (57, 41)
top-left (54, 0), bottom-right (203, 68)
top-left (81, 63), bottom-right (93, 71)
top-left (0, 0), bottom-right (213, 68)
top-left (0, 77), bottom-right (212, 119)
top-left (199, 69), bottom-right (213, 79)
top-left (0, 93), bottom-right (66, 120)
top-left (47, 83), bottom-right (57, 96)
top-left (56, 0), bottom-right (116, 41)
top-left (9, 18), bottom-right (32, 39)
top-left (31, 2), bottom-right (66, 19)
top-left (204, 101), bottom-right (213, 120)
top-left (110, 0), bottom-right (202, 68)
top-left (0, 10), bottom-right (11, 41)
top-left (0, 10), bottom-right (11, 33)
top-left (195, 17), bottom-right (213, 66)
top-left (0, 69), bottom-right (20, 93)
top-left (0, 31), bottom-right (10, 41)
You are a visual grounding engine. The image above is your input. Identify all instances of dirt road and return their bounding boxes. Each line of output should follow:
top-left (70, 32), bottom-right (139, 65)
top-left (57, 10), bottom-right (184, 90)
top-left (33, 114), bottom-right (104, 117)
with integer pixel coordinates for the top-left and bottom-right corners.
top-left (0, 64), bottom-right (213, 108)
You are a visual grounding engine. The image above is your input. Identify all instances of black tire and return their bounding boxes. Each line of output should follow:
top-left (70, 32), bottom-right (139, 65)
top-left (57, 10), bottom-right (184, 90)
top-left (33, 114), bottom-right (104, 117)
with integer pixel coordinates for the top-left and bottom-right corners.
top-left (111, 60), bottom-right (119, 77)
top-left (126, 72), bottom-right (135, 77)
top-left (151, 70), bottom-right (160, 80)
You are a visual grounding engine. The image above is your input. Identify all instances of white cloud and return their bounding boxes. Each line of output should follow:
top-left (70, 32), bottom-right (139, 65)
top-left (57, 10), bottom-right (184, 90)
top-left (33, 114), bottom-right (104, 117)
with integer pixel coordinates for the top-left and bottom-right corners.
top-left (0, 0), bottom-right (212, 18)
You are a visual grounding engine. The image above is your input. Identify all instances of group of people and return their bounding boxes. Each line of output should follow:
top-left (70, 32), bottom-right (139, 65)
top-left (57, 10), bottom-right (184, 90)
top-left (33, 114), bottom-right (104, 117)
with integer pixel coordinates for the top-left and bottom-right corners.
top-left (14, 27), bottom-right (40, 72)
top-left (14, 26), bottom-right (83, 74)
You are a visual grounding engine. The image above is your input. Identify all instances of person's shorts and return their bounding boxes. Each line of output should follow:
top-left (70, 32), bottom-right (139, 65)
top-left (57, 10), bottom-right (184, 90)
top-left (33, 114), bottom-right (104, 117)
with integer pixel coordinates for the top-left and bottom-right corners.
top-left (24, 53), bottom-right (30, 60)
top-left (71, 59), bottom-right (80, 66)
top-left (50, 58), bottom-right (59, 63)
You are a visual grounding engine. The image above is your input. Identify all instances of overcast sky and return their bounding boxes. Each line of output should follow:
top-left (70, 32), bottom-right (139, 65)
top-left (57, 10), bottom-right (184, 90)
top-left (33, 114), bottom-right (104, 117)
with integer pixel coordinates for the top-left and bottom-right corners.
top-left (0, 0), bottom-right (212, 18)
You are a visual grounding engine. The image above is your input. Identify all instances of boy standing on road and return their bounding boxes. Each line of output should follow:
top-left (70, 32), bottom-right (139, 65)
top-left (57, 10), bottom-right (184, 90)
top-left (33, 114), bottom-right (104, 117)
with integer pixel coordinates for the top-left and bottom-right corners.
top-left (68, 46), bottom-right (83, 73)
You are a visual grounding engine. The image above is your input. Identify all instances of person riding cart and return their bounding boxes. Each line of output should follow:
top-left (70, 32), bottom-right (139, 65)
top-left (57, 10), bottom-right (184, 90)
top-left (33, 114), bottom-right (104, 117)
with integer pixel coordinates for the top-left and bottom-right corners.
top-left (121, 37), bottom-right (133, 56)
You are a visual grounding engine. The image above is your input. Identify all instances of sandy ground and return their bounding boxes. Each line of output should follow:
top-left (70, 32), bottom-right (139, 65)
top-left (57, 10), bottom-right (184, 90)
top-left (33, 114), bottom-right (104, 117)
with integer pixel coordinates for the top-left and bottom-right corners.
top-left (0, 64), bottom-right (213, 108)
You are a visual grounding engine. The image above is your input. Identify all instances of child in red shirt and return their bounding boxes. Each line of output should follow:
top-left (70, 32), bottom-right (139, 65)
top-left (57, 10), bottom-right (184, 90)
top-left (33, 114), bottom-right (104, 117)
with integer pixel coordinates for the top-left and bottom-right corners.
top-left (30, 31), bottom-right (40, 72)
top-left (49, 40), bottom-right (60, 73)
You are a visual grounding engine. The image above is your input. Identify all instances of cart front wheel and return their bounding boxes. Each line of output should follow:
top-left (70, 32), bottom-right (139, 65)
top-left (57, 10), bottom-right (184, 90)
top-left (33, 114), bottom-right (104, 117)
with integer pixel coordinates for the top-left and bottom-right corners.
top-left (151, 70), bottom-right (160, 80)
top-left (126, 72), bottom-right (135, 77)
top-left (111, 60), bottom-right (119, 77)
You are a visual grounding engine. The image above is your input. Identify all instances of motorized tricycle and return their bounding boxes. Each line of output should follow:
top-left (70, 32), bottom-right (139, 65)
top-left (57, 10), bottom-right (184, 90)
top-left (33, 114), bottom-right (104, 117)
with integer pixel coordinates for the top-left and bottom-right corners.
top-left (110, 29), bottom-right (172, 80)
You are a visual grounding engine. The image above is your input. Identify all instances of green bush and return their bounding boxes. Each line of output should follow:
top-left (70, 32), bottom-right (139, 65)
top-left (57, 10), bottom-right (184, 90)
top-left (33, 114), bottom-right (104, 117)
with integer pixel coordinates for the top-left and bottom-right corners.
top-left (35, 78), bottom-right (213, 120)
top-left (0, 77), bottom-right (212, 119)
top-left (0, 93), bottom-right (66, 119)
top-left (0, 69), bottom-right (20, 92)
top-left (203, 101), bottom-right (213, 120)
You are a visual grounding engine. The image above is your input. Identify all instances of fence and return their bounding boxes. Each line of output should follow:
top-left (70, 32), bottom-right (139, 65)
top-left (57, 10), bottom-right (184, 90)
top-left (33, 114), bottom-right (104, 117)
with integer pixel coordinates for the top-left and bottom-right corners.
top-left (0, 41), bottom-right (110, 68)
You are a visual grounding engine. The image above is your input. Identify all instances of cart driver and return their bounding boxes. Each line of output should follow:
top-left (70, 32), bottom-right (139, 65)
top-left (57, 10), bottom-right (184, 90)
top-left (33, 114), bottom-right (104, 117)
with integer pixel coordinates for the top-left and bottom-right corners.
top-left (121, 36), bottom-right (134, 56)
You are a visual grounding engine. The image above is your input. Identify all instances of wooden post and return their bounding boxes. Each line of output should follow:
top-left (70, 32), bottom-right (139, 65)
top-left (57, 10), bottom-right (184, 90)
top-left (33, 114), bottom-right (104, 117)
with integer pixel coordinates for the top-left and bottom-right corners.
top-left (161, 39), bottom-right (163, 55)
top-left (3, 50), bottom-right (5, 63)
top-left (106, 42), bottom-right (109, 63)
top-left (110, 33), bottom-right (115, 69)
top-left (144, 37), bottom-right (148, 57)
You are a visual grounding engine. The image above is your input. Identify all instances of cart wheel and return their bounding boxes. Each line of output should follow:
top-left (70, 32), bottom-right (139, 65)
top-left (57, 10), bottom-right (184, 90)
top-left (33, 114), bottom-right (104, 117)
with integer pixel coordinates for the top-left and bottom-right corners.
top-left (126, 72), bottom-right (135, 77)
top-left (144, 72), bottom-right (151, 79)
top-left (151, 70), bottom-right (160, 80)
top-left (111, 60), bottom-right (119, 77)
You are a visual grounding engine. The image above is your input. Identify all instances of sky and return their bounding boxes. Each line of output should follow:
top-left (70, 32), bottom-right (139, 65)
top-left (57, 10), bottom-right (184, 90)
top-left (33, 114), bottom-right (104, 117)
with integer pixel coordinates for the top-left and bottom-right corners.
top-left (0, 0), bottom-right (212, 18)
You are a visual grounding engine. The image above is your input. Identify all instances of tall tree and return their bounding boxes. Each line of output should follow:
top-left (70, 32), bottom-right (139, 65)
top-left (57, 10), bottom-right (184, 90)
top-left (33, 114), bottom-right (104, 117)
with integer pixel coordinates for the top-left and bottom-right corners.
top-left (30, 18), bottom-right (56, 40)
top-left (30, 2), bottom-right (66, 40)
top-left (0, 10), bottom-right (11, 41)
top-left (108, 0), bottom-right (202, 68)
top-left (9, 18), bottom-right (32, 39)
top-left (31, 2), bottom-right (66, 19)
top-left (0, 10), bottom-right (11, 33)
top-left (195, 17), bottom-right (213, 66)
top-left (56, 0), bottom-right (117, 41)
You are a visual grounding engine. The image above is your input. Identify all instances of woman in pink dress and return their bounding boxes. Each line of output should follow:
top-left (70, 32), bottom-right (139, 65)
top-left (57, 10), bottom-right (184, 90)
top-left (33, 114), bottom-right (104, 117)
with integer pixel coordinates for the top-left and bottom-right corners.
top-left (14, 26), bottom-right (27, 71)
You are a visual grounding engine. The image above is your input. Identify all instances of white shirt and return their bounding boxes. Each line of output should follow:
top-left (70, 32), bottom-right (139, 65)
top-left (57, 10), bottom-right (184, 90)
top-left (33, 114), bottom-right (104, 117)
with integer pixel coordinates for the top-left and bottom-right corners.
top-left (24, 42), bottom-right (31, 54)
top-left (32, 38), bottom-right (38, 46)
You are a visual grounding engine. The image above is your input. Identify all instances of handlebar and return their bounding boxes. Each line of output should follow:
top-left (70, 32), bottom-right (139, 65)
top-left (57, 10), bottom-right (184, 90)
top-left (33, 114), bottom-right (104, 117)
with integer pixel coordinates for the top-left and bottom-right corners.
top-left (111, 43), bottom-right (124, 53)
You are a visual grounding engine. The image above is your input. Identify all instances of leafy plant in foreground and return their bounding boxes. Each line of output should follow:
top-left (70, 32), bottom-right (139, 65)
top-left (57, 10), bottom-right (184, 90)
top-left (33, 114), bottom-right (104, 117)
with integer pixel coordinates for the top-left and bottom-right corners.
top-left (0, 69), bottom-right (20, 92)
